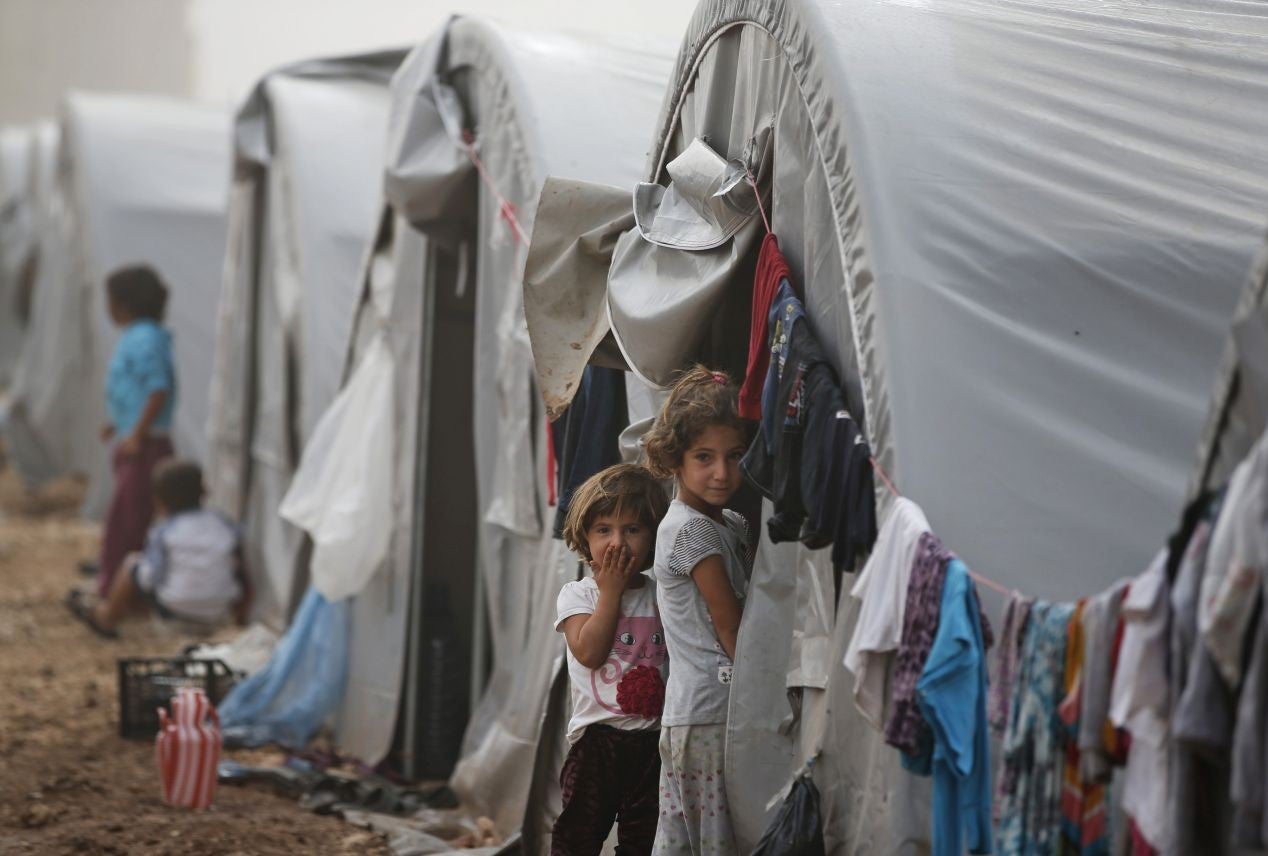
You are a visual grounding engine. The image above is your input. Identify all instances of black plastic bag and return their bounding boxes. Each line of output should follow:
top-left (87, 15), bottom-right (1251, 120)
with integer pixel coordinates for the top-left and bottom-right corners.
top-left (751, 775), bottom-right (826, 856)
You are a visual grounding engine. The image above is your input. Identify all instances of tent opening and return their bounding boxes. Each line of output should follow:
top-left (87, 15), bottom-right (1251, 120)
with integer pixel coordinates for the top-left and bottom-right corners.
top-left (392, 240), bottom-right (481, 782)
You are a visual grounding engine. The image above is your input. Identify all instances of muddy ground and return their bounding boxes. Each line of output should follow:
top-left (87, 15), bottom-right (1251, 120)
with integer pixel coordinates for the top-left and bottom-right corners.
top-left (0, 464), bottom-right (389, 855)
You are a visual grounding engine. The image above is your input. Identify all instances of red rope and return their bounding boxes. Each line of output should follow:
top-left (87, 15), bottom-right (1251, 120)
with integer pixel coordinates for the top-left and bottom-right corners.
top-left (459, 129), bottom-right (551, 502)
top-left (869, 455), bottom-right (1013, 596)
top-left (461, 129), bottom-right (528, 247)
top-left (745, 168), bottom-right (772, 236)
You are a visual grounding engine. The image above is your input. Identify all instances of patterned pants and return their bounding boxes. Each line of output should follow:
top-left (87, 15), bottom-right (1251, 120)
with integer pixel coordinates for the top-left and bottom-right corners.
top-left (552, 724), bottom-right (661, 856)
top-left (652, 724), bottom-right (736, 856)
top-left (97, 436), bottom-right (173, 597)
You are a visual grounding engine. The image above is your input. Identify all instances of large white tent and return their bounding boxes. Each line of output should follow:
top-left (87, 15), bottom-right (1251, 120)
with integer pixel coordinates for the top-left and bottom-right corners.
top-left (3, 93), bottom-right (229, 515)
top-left (205, 51), bottom-right (404, 628)
top-left (521, 0), bottom-right (1268, 850)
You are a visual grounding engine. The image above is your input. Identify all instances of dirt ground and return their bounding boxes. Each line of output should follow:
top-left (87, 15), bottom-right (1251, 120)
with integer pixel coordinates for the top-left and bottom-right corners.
top-left (0, 464), bottom-right (389, 855)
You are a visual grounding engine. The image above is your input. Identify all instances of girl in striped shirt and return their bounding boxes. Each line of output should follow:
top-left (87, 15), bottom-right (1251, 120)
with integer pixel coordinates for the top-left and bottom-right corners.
top-left (643, 367), bottom-right (754, 856)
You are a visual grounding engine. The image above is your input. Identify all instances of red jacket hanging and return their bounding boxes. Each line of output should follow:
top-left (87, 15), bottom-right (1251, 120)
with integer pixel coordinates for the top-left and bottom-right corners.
top-left (739, 233), bottom-right (794, 420)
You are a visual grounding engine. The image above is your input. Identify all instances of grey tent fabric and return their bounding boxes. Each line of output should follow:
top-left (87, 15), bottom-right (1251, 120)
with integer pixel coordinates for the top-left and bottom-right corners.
top-left (3, 94), bottom-right (229, 519)
top-left (379, 16), bottom-right (672, 847)
top-left (331, 212), bottom-right (428, 766)
top-left (522, 1), bottom-right (1268, 850)
top-left (3, 129), bottom-right (75, 488)
top-left (522, 178), bottom-right (637, 421)
top-left (1192, 236), bottom-right (1268, 497)
top-left (0, 126), bottom-right (38, 382)
top-left (206, 52), bottom-right (404, 628)
top-left (1, 124), bottom-right (61, 480)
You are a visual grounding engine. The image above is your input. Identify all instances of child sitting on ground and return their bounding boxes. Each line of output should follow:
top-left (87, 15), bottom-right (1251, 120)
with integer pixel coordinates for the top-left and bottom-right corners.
top-left (68, 460), bottom-right (251, 637)
top-left (553, 464), bottom-right (671, 856)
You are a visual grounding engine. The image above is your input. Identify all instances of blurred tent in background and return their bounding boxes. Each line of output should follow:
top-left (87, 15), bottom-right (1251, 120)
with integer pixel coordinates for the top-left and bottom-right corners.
top-left (0, 125), bottom-right (40, 381)
top-left (205, 51), bottom-right (405, 629)
top-left (2, 93), bottom-right (230, 517)
top-left (520, 0), bottom-right (1268, 850)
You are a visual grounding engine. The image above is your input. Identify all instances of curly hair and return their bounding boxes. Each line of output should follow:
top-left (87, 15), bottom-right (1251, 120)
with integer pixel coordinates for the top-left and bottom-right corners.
top-left (106, 264), bottom-right (169, 322)
top-left (561, 464), bottom-right (670, 565)
top-left (643, 365), bottom-right (747, 479)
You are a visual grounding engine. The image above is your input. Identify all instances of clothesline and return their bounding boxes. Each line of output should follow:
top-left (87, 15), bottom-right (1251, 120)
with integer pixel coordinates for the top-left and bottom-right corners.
top-left (461, 129), bottom-right (528, 247)
top-left (869, 457), bottom-right (1014, 598)
top-left (743, 168), bottom-right (1016, 601)
top-left (478, 144), bottom-right (1029, 602)
top-left (460, 128), bottom-right (560, 503)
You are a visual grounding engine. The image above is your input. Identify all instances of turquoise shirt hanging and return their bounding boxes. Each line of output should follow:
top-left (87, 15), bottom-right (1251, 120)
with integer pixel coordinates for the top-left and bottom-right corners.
top-left (914, 558), bottom-right (994, 856)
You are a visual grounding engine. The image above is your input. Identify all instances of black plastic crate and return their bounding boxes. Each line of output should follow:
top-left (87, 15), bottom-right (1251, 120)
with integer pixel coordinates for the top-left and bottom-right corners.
top-left (117, 657), bottom-right (237, 740)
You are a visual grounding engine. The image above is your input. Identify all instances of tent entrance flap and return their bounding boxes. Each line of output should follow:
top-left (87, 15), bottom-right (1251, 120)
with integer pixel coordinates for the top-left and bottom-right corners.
top-left (522, 177), bottom-right (635, 420)
top-left (396, 241), bottom-right (480, 782)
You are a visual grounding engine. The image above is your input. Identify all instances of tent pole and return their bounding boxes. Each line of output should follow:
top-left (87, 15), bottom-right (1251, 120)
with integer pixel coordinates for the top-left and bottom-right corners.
top-left (462, 237), bottom-right (488, 714)
top-left (470, 528), bottom-right (488, 714)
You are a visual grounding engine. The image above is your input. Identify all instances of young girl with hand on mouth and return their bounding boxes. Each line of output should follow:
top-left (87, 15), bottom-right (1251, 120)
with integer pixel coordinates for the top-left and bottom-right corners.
top-left (554, 464), bottom-right (672, 856)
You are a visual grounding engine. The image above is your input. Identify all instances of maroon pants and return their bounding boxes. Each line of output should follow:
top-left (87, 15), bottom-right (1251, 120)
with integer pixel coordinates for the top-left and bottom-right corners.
top-left (97, 436), bottom-right (173, 597)
top-left (552, 725), bottom-right (660, 856)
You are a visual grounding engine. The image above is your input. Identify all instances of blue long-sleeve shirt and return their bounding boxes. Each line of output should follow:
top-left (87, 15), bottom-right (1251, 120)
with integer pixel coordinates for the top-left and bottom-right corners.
top-left (105, 319), bottom-right (175, 435)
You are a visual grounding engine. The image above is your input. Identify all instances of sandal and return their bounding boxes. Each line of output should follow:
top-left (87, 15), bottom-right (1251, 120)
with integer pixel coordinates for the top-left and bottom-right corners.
top-left (64, 590), bottom-right (118, 639)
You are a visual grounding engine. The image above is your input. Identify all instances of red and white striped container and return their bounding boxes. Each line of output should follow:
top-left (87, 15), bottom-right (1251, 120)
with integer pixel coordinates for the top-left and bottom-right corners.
top-left (156, 687), bottom-right (221, 810)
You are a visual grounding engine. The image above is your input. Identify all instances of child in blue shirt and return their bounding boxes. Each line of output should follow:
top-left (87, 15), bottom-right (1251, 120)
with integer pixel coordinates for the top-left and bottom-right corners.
top-left (93, 265), bottom-right (177, 600)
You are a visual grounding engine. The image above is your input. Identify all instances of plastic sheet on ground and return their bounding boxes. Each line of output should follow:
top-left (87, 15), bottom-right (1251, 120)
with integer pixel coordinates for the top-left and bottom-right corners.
top-left (217, 586), bottom-right (350, 748)
top-left (186, 623), bottom-right (280, 677)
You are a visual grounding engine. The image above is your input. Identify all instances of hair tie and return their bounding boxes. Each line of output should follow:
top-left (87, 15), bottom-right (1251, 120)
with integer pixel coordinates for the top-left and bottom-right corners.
top-left (712, 372), bottom-right (726, 384)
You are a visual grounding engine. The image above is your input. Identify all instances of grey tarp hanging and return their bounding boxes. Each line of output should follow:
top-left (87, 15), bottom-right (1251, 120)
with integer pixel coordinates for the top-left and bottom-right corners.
top-left (4, 94), bottom-right (230, 519)
top-left (2, 124), bottom-right (66, 485)
top-left (0, 126), bottom-right (37, 382)
top-left (379, 16), bottom-right (673, 850)
top-left (335, 213), bottom-right (427, 767)
top-left (522, 0), bottom-right (1268, 851)
top-left (522, 178), bottom-right (636, 421)
top-left (206, 51), bottom-right (404, 628)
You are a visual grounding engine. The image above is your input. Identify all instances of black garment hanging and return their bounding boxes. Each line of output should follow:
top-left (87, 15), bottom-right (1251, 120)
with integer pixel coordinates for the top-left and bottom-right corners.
top-left (550, 366), bottom-right (627, 538)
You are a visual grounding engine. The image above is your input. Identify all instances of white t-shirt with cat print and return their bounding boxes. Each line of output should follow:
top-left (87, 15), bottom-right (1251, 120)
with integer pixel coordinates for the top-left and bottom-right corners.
top-left (555, 574), bottom-right (668, 744)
